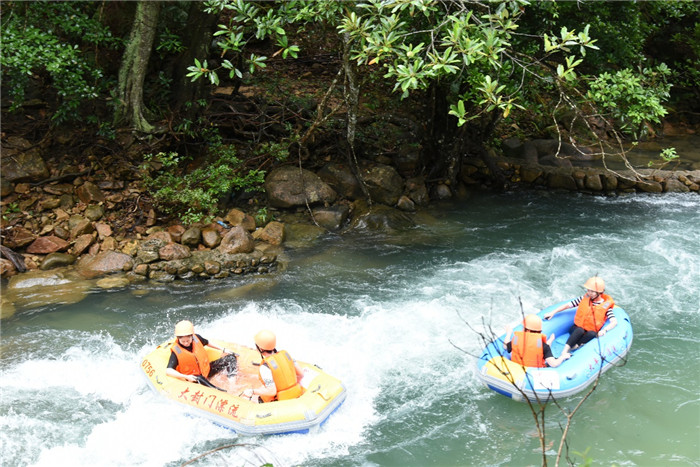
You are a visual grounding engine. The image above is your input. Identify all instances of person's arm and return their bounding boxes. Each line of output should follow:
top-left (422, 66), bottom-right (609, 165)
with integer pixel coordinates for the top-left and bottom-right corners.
top-left (597, 309), bottom-right (617, 336)
top-left (543, 342), bottom-right (570, 368)
top-left (503, 324), bottom-right (514, 350)
top-left (544, 297), bottom-right (581, 320)
top-left (165, 352), bottom-right (198, 383)
top-left (243, 365), bottom-right (276, 399)
top-left (198, 335), bottom-right (230, 354)
top-left (294, 361), bottom-right (304, 383)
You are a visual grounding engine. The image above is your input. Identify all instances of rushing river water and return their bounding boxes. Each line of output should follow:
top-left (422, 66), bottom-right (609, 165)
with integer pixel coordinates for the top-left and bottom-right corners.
top-left (1, 190), bottom-right (699, 467)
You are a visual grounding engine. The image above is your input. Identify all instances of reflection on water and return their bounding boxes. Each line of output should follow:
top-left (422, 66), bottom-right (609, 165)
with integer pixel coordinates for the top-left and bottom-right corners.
top-left (588, 135), bottom-right (700, 171)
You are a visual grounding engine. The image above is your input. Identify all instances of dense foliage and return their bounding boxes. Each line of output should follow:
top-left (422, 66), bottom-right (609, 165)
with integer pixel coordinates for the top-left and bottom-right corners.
top-left (1, 0), bottom-right (698, 222)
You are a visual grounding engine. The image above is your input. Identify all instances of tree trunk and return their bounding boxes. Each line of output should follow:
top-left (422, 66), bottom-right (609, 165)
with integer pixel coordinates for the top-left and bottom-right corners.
top-left (114, 1), bottom-right (162, 133)
top-left (172, 2), bottom-right (220, 115)
top-left (342, 33), bottom-right (371, 201)
top-left (425, 82), bottom-right (506, 189)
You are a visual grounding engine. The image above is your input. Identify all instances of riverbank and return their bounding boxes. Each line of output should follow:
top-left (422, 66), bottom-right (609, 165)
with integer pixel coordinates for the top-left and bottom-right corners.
top-left (2, 133), bottom-right (699, 292)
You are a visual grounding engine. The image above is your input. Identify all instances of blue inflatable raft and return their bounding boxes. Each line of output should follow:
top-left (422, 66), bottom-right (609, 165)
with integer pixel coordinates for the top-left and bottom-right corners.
top-left (476, 299), bottom-right (633, 402)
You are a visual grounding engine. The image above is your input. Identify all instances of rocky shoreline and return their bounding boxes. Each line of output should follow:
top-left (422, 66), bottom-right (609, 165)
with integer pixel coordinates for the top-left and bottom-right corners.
top-left (2, 133), bottom-right (698, 317)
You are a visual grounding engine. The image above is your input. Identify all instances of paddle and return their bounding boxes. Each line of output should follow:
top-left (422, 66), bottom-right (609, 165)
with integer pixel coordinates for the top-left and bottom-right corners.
top-left (196, 375), bottom-right (227, 392)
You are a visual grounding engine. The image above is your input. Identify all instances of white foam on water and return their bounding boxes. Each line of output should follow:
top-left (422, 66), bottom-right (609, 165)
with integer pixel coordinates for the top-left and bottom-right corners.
top-left (2, 191), bottom-right (698, 466)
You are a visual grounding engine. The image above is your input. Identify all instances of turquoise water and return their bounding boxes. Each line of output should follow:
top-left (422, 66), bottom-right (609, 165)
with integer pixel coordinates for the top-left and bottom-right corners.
top-left (1, 191), bottom-right (699, 466)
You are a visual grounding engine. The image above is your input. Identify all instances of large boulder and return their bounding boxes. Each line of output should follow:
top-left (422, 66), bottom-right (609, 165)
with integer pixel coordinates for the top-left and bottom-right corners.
top-left (218, 225), bottom-right (255, 254)
top-left (253, 221), bottom-right (285, 245)
top-left (265, 166), bottom-right (337, 208)
top-left (317, 162), bottom-right (365, 200)
top-left (76, 250), bottom-right (134, 278)
top-left (349, 200), bottom-right (415, 233)
top-left (361, 163), bottom-right (404, 206)
top-left (0, 136), bottom-right (49, 182)
top-left (26, 235), bottom-right (70, 254)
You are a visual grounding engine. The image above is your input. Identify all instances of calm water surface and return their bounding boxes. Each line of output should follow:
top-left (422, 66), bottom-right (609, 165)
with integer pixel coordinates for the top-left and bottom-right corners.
top-left (1, 191), bottom-right (699, 467)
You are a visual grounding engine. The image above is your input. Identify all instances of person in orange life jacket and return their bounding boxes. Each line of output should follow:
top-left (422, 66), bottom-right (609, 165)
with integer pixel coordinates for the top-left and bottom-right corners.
top-left (166, 320), bottom-right (237, 383)
top-left (544, 276), bottom-right (617, 359)
top-left (242, 330), bottom-right (304, 403)
top-left (504, 314), bottom-right (570, 368)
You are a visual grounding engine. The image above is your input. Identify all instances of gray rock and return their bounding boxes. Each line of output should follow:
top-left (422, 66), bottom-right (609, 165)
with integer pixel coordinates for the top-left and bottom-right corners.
top-left (312, 205), bottom-right (350, 231)
top-left (265, 166), bottom-right (337, 208)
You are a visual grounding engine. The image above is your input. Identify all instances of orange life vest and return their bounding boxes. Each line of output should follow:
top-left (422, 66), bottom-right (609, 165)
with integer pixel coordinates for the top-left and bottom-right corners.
top-left (258, 350), bottom-right (303, 403)
top-left (574, 293), bottom-right (614, 332)
top-left (511, 331), bottom-right (547, 368)
top-left (171, 336), bottom-right (211, 377)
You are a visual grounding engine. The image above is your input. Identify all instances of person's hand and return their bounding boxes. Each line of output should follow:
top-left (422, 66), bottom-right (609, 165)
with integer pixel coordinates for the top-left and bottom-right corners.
top-left (547, 333), bottom-right (555, 345)
top-left (544, 312), bottom-right (553, 320)
top-left (598, 329), bottom-right (606, 337)
top-left (188, 374), bottom-right (198, 383)
top-left (242, 388), bottom-right (254, 398)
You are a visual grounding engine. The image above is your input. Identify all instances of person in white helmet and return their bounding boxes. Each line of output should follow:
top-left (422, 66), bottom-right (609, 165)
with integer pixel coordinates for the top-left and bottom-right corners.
top-left (242, 330), bottom-right (304, 403)
top-left (166, 320), bottom-right (236, 383)
top-left (544, 276), bottom-right (617, 359)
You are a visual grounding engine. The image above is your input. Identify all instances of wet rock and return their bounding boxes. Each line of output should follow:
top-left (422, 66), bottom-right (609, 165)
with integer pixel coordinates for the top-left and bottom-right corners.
top-left (159, 242), bottom-right (191, 261)
top-left (5, 268), bottom-right (92, 310)
top-left (396, 195), bottom-right (416, 212)
top-left (204, 260), bottom-right (221, 275)
top-left (0, 295), bottom-right (16, 319)
top-left (636, 179), bottom-right (663, 193)
top-left (585, 173), bottom-right (604, 191)
top-left (40, 252), bottom-right (77, 270)
top-left (312, 206), bottom-right (350, 231)
top-left (350, 201), bottom-right (416, 232)
top-left (76, 181), bottom-right (106, 204)
top-left (547, 171), bottom-right (577, 191)
top-left (265, 166), bottom-right (337, 208)
top-left (133, 263), bottom-right (149, 276)
top-left (69, 215), bottom-right (94, 238)
top-left (96, 276), bottom-right (130, 289)
top-left (76, 250), bottom-right (134, 278)
top-left (218, 225), bottom-right (255, 254)
top-left (149, 270), bottom-right (175, 282)
top-left (26, 235), bottom-right (70, 254)
top-left (253, 221), bottom-right (285, 245)
top-left (1, 258), bottom-right (17, 277)
top-left (664, 178), bottom-right (689, 193)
